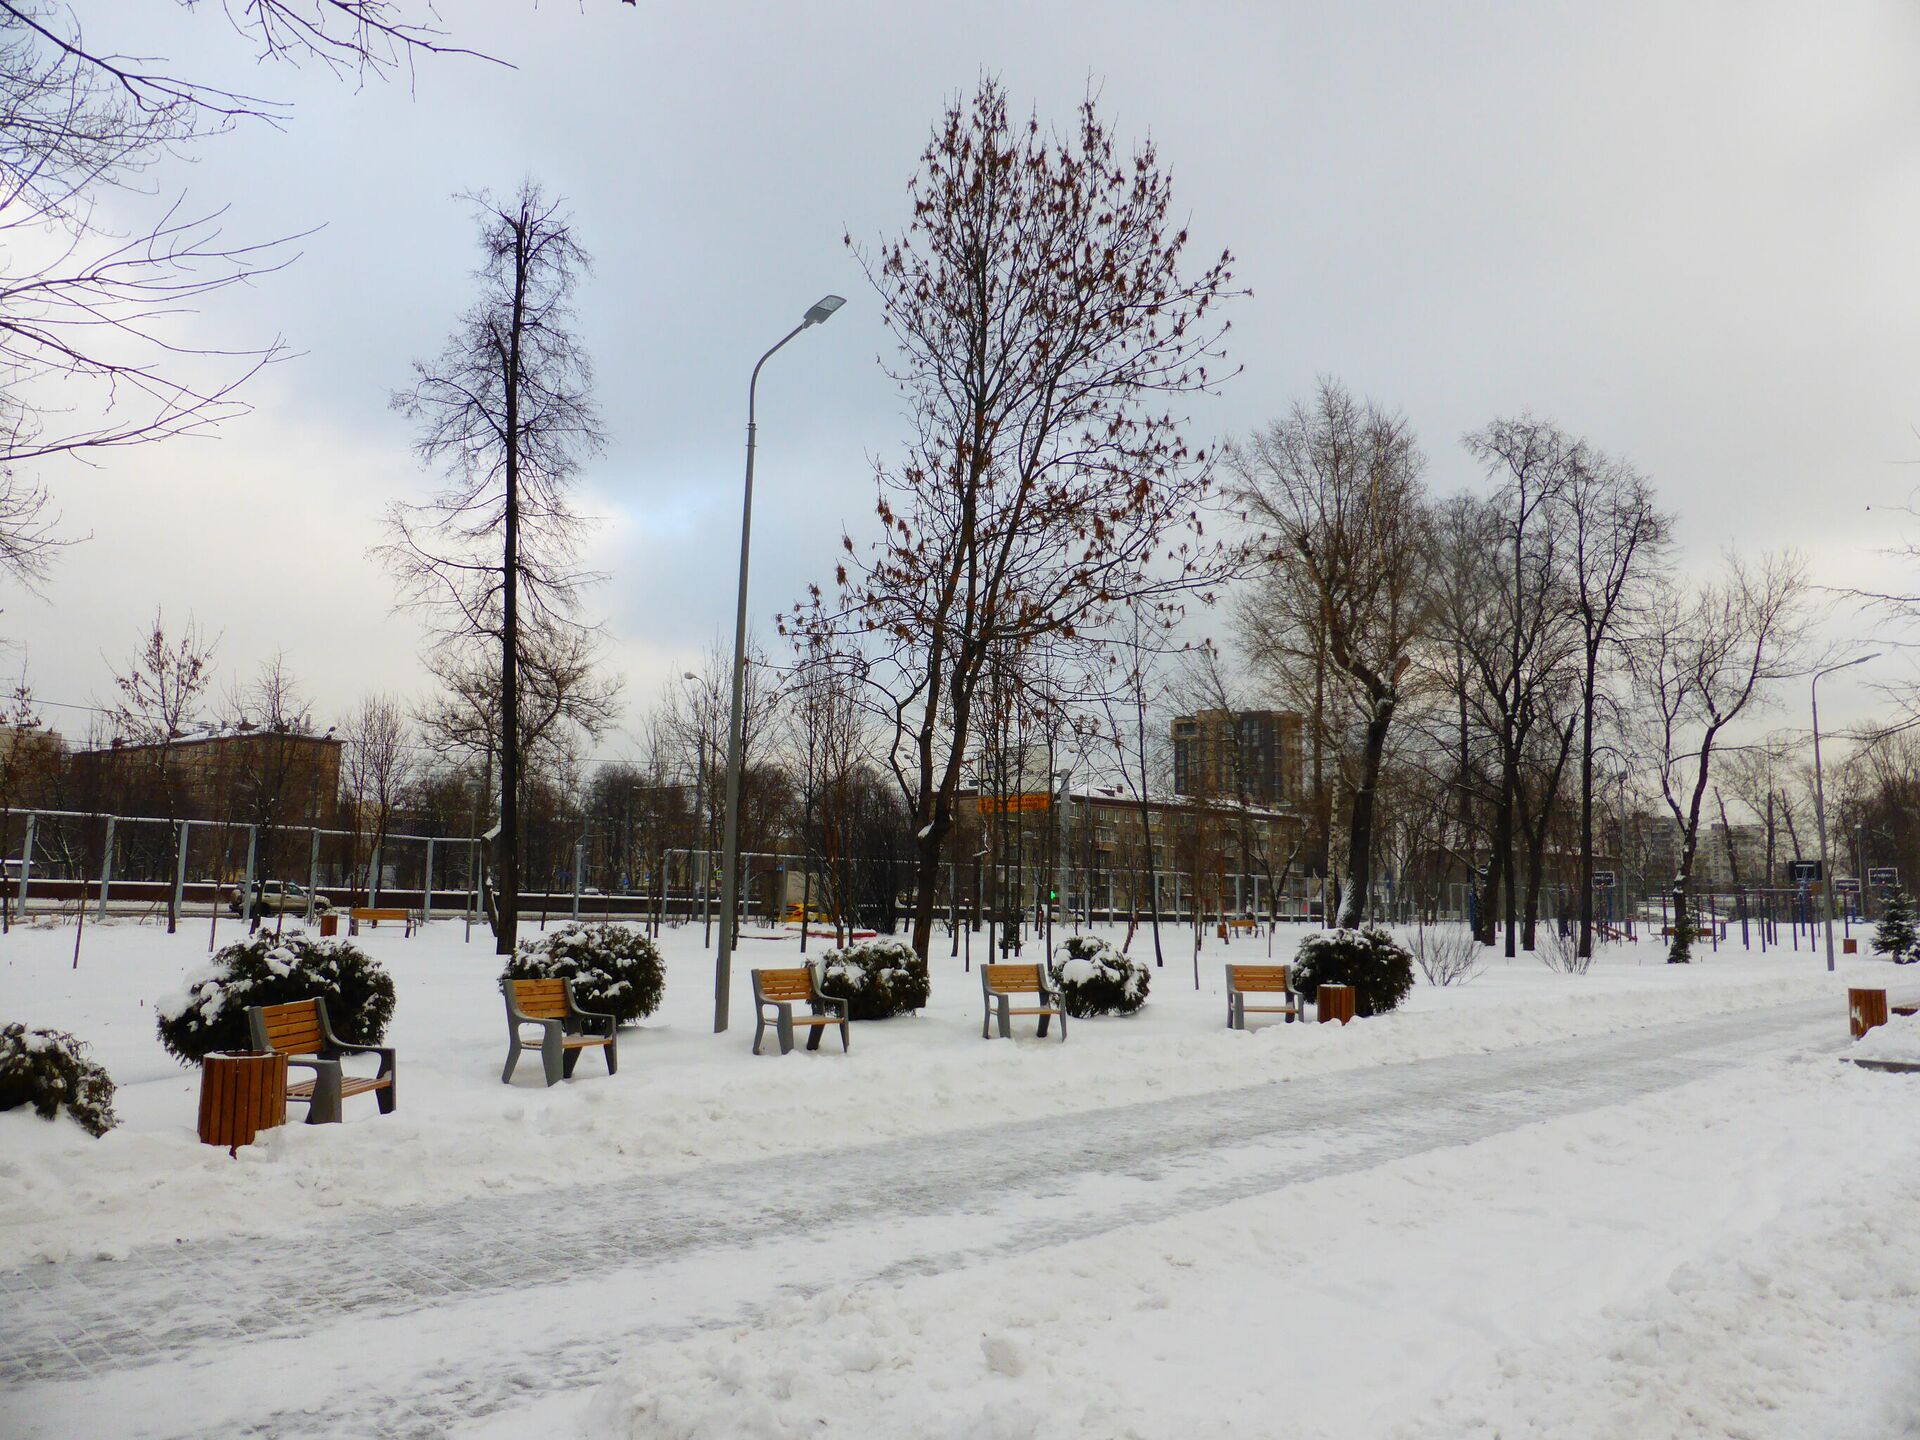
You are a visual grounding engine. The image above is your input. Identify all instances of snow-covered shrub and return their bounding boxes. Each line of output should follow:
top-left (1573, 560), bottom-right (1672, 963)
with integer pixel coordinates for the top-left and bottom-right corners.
top-left (1048, 934), bottom-right (1150, 1017)
top-left (0, 1024), bottom-right (118, 1137)
top-left (814, 939), bottom-right (929, 1020)
top-left (1288, 927), bottom-right (1414, 1017)
top-left (156, 933), bottom-right (396, 1064)
top-left (505, 923), bottom-right (665, 1024)
top-left (1404, 923), bottom-right (1483, 986)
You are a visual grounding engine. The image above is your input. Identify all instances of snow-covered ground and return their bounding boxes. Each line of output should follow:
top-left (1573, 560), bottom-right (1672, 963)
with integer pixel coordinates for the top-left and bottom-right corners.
top-left (0, 914), bottom-right (1889, 1266)
top-left (2, 916), bottom-right (1917, 1438)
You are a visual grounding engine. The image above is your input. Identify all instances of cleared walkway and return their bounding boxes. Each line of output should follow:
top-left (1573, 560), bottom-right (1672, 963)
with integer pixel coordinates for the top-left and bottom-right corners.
top-left (0, 1004), bottom-right (1828, 1438)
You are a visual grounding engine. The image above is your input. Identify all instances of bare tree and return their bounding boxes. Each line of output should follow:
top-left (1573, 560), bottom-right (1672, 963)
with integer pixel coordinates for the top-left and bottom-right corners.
top-left (220, 652), bottom-right (322, 904)
top-left (789, 79), bottom-right (1237, 962)
top-left (1550, 444), bottom-right (1670, 958)
top-left (1093, 607), bottom-right (1176, 965)
top-left (1630, 552), bottom-right (1810, 961)
top-left (783, 638), bottom-right (867, 949)
top-left (341, 694), bottom-right (412, 899)
top-left (1460, 417), bottom-right (1583, 955)
top-left (0, 1), bottom-right (537, 576)
top-left (1227, 381), bottom-right (1431, 930)
top-left (383, 180), bottom-right (604, 954)
top-left (664, 641), bottom-right (776, 945)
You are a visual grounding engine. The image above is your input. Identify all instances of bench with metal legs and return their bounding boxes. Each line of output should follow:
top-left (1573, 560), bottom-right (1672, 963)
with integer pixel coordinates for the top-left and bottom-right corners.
top-left (501, 977), bottom-right (618, 1085)
top-left (980, 963), bottom-right (1066, 1041)
top-left (752, 966), bottom-right (850, 1055)
top-left (247, 997), bottom-right (396, 1124)
top-left (1225, 963), bottom-right (1300, 1030)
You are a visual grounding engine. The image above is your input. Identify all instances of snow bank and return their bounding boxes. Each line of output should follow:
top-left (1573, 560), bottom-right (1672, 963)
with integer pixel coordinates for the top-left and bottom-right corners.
top-left (1852, 1011), bottom-right (1920, 1065)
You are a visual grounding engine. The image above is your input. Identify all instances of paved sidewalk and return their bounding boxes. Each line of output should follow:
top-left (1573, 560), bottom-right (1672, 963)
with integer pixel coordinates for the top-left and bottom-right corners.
top-left (0, 1004), bottom-right (1828, 1438)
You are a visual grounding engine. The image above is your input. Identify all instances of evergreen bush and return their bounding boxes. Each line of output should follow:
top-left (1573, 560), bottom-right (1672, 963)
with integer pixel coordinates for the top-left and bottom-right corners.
top-left (1287, 927), bottom-right (1415, 1017)
top-left (814, 939), bottom-right (929, 1020)
top-left (1048, 934), bottom-right (1150, 1017)
top-left (505, 923), bottom-right (666, 1023)
top-left (0, 1024), bottom-right (118, 1137)
top-left (156, 932), bottom-right (396, 1064)
top-left (1873, 890), bottom-right (1919, 964)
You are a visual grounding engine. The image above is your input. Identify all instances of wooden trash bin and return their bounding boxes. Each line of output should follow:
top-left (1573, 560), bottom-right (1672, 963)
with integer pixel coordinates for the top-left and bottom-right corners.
top-left (1843, 937), bottom-right (1858, 955)
top-left (318, 913), bottom-right (339, 938)
top-left (1317, 983), bottom-right (1356, 1025)
top-left (198, 1050), bottom-right (288, 1154)
top-left (1849, 988), bottom-right (1890, 1040)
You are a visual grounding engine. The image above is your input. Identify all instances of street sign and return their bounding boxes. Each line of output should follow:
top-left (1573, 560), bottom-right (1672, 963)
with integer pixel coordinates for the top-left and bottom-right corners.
top-left (1869, 866), bottom-right (1900, 888)
top-left (1834, 877), bottom-right (1860, 894)
top-left (1789, 860), bottom-right (1822, 885)
top-left (1591, 870), bottom-right (1616, 888)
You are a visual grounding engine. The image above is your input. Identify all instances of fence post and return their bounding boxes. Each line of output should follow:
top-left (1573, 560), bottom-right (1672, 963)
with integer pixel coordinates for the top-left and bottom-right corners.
top-left (96, 814), bottom-right (116, 919)
top-left (242, 826), bottom-right (258, 930)
top-left (306, 829), bottom-right (321, 920)
top-left (173, 819), bottom-right (191, 933)
top-left (369, 843), bottom-right (382, 909)
top-left (18, 812), bottom-right (33, 918)
top-left (572, 840), bottom-right (583, 921)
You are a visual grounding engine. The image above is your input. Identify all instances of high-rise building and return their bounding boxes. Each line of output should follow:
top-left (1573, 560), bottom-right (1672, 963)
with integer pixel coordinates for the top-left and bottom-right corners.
top-left (1171, 710), bottom-right (1302, 807)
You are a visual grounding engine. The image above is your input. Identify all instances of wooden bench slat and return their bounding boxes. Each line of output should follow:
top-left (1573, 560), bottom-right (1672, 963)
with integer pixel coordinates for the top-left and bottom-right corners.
top-left (507, 979), bottom-right (572, 1019)
top-left (755, 968), bottom-right (817, 1002)
top-left (288, 1075), bottom-right (390, 1101)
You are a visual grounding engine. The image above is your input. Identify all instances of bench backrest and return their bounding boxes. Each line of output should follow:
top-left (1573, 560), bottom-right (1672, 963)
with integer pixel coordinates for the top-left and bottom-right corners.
top-left (254, 998), bottom-right (326, 1055)
top-left (755, 967), bottom-right (815, 1002)
top-left (984, 963), bottom-right (1044, 993)
top-left (508, 977), bottom-right (570, 1019)
top-left (1227, 964), bottom-right (1290, 993)
top-left (352, 907), bottom-right (409, 920)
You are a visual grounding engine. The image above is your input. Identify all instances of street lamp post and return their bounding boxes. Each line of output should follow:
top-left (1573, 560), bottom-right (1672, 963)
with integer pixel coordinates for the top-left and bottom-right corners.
top-left (1812, 652), bottom-right (1877, 973)
top-left (713, 295), bottom-right (846, 1032)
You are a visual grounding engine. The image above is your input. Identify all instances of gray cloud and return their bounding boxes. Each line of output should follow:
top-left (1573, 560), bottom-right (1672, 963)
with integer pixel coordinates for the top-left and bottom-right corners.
top-left (7, 0), bottom-right (1912, 735)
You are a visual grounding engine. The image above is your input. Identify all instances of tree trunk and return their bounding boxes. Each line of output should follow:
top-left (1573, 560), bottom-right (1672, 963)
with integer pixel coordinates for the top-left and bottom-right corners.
top-left (1339, 695), bottom-right (1395, 929)
top-left (1135, 697), bottom-right (1164, 967)
top-left (1576, 668), bottom-right (1596, 959)
top-left (494, 240), bottom-right (528, 957)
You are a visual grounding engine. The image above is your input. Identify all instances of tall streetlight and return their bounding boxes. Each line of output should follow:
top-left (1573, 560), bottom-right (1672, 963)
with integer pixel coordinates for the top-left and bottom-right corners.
top-left (713, 295), bottom-right (846, 1031)
top-left (1812, 652), bottom-right (1878, 973)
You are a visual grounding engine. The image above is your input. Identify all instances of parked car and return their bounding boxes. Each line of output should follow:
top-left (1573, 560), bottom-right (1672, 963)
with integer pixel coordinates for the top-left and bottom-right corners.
top-left (227, 881), bottom-right (331, 918)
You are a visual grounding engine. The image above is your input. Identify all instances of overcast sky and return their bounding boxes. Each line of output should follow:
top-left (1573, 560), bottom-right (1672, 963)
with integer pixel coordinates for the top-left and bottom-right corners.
top-left (7, 0), bottom-right (1916, 749)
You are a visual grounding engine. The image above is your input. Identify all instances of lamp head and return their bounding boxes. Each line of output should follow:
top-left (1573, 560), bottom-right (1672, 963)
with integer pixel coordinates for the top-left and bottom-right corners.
top-left (803, 295), bottom-right (846, 327)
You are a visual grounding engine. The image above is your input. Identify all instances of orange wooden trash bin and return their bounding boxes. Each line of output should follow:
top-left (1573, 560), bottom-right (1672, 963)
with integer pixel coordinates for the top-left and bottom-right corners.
top-left (318, 913), bottom-right (340, 938)
top-left (198, 1051), bottom-right (288, 1154)
top-left (1849, 988), bottom-right (1890, 1040)
top-left (1843, 937), bottom-right (1858, 955)
top-left (1317, 983), bottom-right (1356, 1025)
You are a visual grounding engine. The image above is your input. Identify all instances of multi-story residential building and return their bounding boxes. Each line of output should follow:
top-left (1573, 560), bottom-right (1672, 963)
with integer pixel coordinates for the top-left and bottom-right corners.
top-left (70, 728), bottom-right (343, 826)
top-left (1171, 709), bottom-right (1304, 807)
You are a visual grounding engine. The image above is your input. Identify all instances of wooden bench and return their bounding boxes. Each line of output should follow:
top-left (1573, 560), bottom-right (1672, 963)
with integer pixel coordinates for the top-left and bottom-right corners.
top-left (501, 978), bottom-right (617, 1085)
top-left (752, 966), bottom-right (850, 1055)
top-left (349, 906), bottom-right (417, 936)
top-left (981, 963), bottom-right (1066, 1041)
top-left (1229, 917), bottom-right (1258, 936)
top-left (246, 997), bottom-right (396, 1124)
top-left (1226, 963), bottom-right (1300, 1030)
